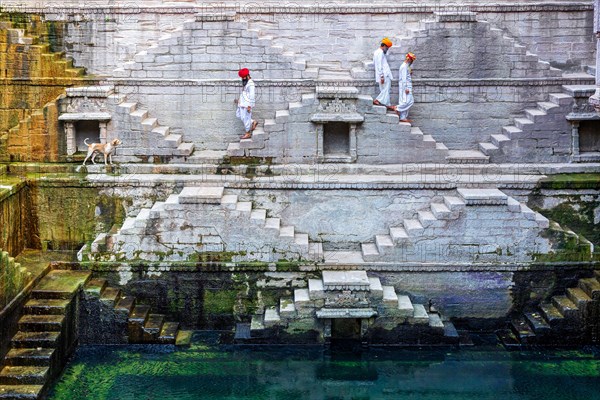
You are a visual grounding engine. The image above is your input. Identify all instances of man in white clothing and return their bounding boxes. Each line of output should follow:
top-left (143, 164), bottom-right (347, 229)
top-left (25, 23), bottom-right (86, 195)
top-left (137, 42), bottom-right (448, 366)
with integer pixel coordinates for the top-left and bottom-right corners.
top-left (235, 68), bottom-right (258, 139)
top-left (373, 38), bottom-right (394, 110)
top-left (396, 52), bottom-right (416, 122)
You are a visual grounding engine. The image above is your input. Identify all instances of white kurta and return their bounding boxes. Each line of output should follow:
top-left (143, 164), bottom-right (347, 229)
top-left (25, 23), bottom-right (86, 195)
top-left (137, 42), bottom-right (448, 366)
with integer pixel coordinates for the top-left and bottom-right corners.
top-left (397, 62), bottom-right (414, 119)
top-left (373, 48), bottom-right (393, 106)
top-left (237, 79), bottom-right (256, 132)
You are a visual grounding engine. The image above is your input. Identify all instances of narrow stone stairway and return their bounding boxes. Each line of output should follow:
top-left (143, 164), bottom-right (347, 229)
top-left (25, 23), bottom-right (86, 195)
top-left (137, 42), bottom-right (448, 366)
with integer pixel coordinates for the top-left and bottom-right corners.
top-left (499, 270), bottom-right (600, 348)
top-left (81, 278), bottom-right (192, 345)
top-left (0, 270), bottom-right (91, 400)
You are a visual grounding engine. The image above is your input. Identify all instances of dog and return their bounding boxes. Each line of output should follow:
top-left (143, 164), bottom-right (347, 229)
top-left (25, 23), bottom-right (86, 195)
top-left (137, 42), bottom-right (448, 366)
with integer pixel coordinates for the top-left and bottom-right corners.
top-left (82, 138), bottom-right (122, 166)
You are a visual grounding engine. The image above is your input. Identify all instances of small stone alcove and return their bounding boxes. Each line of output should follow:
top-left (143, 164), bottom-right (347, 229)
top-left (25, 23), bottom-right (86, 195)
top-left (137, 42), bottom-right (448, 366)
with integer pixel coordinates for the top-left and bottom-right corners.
top-left (567, 86), bottom-right (600, 162)
top-left (578, 120), bottom-right (600, 153)
top-left (59, 113), bottom-right (111, 155)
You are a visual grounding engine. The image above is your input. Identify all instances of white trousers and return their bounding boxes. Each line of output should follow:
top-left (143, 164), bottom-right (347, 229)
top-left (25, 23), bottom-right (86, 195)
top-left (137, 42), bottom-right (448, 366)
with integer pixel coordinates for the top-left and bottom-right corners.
top-left (397, 92), bottom-right (414, 119)
top-left (236, 106), bottom-right (253, 132)
top-left (375, 79), bottom-right (392, 106)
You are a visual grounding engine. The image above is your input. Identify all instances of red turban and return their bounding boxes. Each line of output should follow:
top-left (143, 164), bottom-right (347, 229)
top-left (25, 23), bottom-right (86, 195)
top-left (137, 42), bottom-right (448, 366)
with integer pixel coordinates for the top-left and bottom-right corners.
top-left (238, 68), bottom-right (250, 78)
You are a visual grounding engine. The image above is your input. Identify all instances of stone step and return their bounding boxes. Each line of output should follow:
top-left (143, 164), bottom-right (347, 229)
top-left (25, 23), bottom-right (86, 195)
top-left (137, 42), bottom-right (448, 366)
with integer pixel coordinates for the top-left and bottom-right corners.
top-left (279, 226), bottom-right (295, 239)
top-left (502, 125), bottom-right (523, 139)
top-left (117, 102), bottom-right (137, 114)
top-left (250, 209), bottom-right (267, 222)
top-left (539, 302), bottom-right (564, 326)
top-left (417, 210), bottom-right (443, 228)
top-left (309, 242), bottom-right (324, 261)
top-left (149, 202), bottom-right (165, 219)
top-left (143, 314), bottom-right (165, 342)
top-left (514, 117), bottom-right (534, 131)
top-left (175, 330), bottom-right (193, 347)
top-left (382, 286), bottom-right (398, 307)
top-left (23, 299), bottom-right (69, 316)
top-left (524, 108), bottom-right (546, 122)
top-left (361, 243), bottom-right (379, 261)
top-left (220, 194), bottom-right (239, 210)
top-left (178, 186), bottom-right (224, 204)
top-left (566, 287), bottom-right (592, 308)
top-left (308, 279), bottom-right (325, 300)
top-left (428, 313), bottom-right (444, 329)
top-left (129, 109), bottom-right (148, 121)
top-left (5, 348), bottom-right (54, 367)
top-left (368, 277), bottom-right (383, 299)
top-left (510, 318), bottom-right (536, 343)
top-left (263, 307), bottom-right (280, 328)
top-left (578, 278), bottom-right (600, 299)
top-left (0, 366), bottom-right (48, 386)
top-left (175, 142), bottom-right (195, 156)
top-left (164, 134), bottom-right (183, 148)
top-left (403, 219), bottom-right (424, 235)
top-left (275, 109), bottom-right (290, 124)
top-left (479, 142), bottom-right (498, 155)
top-left (411, 303), bottom-right (429, 323)
top-left (457, 188), bottom-right (507, 205)
top-left (250, 314), bottom-right (265, 331)
top-left (524, 311), bottom-right (551, 334)
top-left (141, 117), bottom-right (158, 131)
top-left (128, 305), bottom-right (150, 326)
top-left (375, 234), bottom-right (394, 254)
top-left (264, 217), bottom-right (281, 230)
top-left (235, 201), bottom-right (253, 213)
top-left (294, 233), bottom-right (309, 248)
top-left (446, 150), bottom-right (489, 164)
top-left (430, 202), bottom-right (452, 219)
top-left (158, 322), bottom-right (180, 344)
top-left (443, 321), bottom-right (460, 339)
top-left (294, 288), bottom-right (311, 308)
top-left (549, 92), bottom-right (573, 106)
top-left (491, 134), bottom-right (510, 147)
top-left (397, 295), bottom-right (414, 317)
top-left (551, 295), bottom-right (580, 319)
top-left (18, 315), bottom-right (64, 332)
top-left (537, 101), bottom-right (560, 113)
top-left (227, 142), bottom-right (243, 157)
top-left (152, 125), bottom-right (170, 137)
top-left (389, 226), bottom-right (409, 243)
top-left (435, 142), bottom-right (448, 151)
top-left (31, 270), bottom-right (91, 300)
top-left (100, 287), bottom-right (122, 306)
top-left (443, 196), bottom-right (466, 212)
top-left (279, 298), bottom-right (296, 318)
top-left (115, 296), bottom-right (136, 315)
top-left (0, 384), bottom-right (44, 399)
top-left (11, 331), bottom-right (61, 349)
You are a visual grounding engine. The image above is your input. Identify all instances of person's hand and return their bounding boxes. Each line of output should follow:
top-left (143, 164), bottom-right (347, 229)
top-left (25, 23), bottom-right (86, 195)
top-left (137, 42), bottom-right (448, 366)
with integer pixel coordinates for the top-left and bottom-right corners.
top-left (247, 106), bottom-right (251, 112)
top-left (405, 89), bottom-right (410, 94)
top-left (233, 99), bottom-right (238, 104)
top-left (380, 77), bottom-right (384, 84)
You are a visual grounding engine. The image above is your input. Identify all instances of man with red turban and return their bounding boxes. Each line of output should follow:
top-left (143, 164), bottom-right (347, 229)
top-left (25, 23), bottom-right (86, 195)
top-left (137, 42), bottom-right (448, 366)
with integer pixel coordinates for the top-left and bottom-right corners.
top-left (373, 38), bottom-right (394, 109)
top-left (396, 52), bottom-right (416, 122)
top-left (236, 68), bottom-right (257, 139)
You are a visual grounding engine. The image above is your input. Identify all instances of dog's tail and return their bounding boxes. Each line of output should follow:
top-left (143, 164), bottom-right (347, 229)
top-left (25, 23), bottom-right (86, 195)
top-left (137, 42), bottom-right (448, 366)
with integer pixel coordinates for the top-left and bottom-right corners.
top-left (84, 138), bottom-right (91, 147)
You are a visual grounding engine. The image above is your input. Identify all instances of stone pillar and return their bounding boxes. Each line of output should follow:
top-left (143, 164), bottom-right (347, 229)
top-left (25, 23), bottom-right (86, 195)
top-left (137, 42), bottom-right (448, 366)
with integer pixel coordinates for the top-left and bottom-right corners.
top-left (349, 124), bottom-right (357, 162)
top-left (571, 121), bottom-right (580, 156)
top-left (99, 121), bottom-right (108, 143)
top-left (316, 124), bottom-right (324, 162)
top-left (65, 122), bottom-right (76, 155)
top-left (590, 0), bottom-right (600, 112)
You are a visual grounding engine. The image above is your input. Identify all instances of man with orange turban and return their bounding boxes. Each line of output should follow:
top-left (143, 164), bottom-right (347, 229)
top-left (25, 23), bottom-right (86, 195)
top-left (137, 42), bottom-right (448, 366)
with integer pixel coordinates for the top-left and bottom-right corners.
top-left (396, 52), bottom-right (416, 122)
top-left (235, 68), bottom-right (258, 139)
top-left (373, 38), bottom-right (394, 109)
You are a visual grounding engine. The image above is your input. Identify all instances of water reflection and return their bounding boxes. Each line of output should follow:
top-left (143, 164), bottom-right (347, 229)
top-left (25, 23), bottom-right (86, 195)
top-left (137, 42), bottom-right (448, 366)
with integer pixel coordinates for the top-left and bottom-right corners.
top-left (49, 336), bottom-right (600, 400)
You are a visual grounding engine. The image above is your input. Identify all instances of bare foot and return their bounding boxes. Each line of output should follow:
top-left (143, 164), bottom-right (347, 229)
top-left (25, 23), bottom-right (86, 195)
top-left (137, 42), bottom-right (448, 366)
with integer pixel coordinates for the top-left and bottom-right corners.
top-left (373, 100), bottom-right (381, 105)
top-left (399, 119), bottom-right (413, 123)
top-left (241, 132), bottom-right (252, 139)
top-left (251, 120), bottom-right (258, 131)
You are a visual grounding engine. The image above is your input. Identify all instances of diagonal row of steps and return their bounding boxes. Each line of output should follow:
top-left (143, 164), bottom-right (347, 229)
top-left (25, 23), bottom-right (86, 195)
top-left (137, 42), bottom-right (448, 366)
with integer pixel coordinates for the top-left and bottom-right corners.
top-left (114, 101), bottom-right (195, 159)
top-left (477, 86), bottom-right (583, 163)
top-left (359, 188), bottom-right (550, 262)
top-left (85, 186), bottom-right (324, 263)
top-left (0, 270), bottom-right (91, 400)
top-left (82, 278), bottom-right (191, 345)
top-left (505, 270), bottom-right (600, 346)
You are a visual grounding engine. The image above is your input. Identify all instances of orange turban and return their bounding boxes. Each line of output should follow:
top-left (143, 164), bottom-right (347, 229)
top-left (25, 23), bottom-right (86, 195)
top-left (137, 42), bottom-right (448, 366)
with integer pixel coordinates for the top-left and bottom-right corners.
top-left (406, 52), bottom-right (416, 61)
top-left (381, 38), bottom-right (393, 48)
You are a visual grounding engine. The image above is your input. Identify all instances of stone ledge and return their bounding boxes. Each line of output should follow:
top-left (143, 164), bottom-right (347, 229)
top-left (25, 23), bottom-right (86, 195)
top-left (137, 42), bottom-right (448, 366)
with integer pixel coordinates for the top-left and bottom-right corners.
top-left (457, 188), bottom-right (508, 205)
top-left (58, 112), bottom-right (111, 121)
top-left (316, 308), bottom-right (377, 319)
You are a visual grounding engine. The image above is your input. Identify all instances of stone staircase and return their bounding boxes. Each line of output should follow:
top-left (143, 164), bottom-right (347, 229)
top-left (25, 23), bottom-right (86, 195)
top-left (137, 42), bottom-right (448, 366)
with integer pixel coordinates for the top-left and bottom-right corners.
top-left (112, 99), bottom-right (195, 162)
top-left (327, 188), bottom-right (554, 264)
top-left (500, 270), bottom-right (600, 347)
top-left (227, 86), bottom-right (449, 164)
top-left (81, 278), bottom-right (192, 345)
top-left (82, 185), bottom-right (324, 263)
top-left (0, 270), bottom-right (91, 400)
top-left (244, 270), bottom-right (459, 345)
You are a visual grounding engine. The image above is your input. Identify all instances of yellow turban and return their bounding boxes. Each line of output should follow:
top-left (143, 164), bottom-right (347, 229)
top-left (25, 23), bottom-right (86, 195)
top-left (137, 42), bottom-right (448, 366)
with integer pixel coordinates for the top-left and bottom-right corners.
top-left (406, 52), bottom-right (416, 61)
top-left (381, 38), bottom-right (393, 48)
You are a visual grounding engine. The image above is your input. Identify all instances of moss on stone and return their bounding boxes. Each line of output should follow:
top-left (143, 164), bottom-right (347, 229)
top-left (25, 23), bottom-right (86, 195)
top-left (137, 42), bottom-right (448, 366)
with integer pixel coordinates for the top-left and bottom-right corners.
top-left (203, 290), bottom-right (237, 314)
top-left (539, 174), bottom-right (600, 190)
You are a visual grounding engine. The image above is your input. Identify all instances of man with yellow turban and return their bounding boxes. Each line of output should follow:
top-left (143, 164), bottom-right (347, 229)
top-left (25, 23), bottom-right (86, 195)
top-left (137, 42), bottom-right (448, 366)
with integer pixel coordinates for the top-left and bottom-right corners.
top-left (396, 52), bottom-right (416, 122)
top-left (373, 38), bottom-right (394, 109)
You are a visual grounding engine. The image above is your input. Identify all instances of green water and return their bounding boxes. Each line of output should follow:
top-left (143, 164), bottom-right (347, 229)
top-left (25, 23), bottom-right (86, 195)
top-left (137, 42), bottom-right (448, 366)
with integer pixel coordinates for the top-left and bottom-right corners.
top-left (49, 337), bottom-right (600, 400)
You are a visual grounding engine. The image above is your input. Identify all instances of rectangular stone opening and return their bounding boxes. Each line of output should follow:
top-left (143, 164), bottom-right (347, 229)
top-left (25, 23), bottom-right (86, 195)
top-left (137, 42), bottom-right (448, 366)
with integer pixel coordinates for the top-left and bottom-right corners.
top-left (75, 120), bottom-right (100, 152)
top-left (331, 318), bottom-right (361, 340)
top-left (579, 121), bottom-right (600, 153)
top-left (323, 122), bottom-right (350, 156)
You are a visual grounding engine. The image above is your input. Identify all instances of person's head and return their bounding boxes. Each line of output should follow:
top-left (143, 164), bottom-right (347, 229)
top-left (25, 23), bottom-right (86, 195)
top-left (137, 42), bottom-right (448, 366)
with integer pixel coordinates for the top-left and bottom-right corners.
top-left (405, 52), bottom-right (416, 65)
top-left (238, 68), bottom-right (250, 85)
top-left (381, 38), bottom-right (393, 53)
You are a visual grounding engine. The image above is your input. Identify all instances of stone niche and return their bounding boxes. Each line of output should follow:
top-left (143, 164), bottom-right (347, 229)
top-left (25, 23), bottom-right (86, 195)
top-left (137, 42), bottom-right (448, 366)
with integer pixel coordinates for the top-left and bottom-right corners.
top-left (311, 86), bottom-right (364, 163)
top-left (567, 86), bottom-right (600, 162)
top-left (58, 86), bottom-right (114, 155)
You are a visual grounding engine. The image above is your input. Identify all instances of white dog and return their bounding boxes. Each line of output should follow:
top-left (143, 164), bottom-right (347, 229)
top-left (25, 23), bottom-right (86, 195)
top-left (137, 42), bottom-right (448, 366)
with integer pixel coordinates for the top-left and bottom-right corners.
top-left (82, 138), bottom-right (122, 166)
